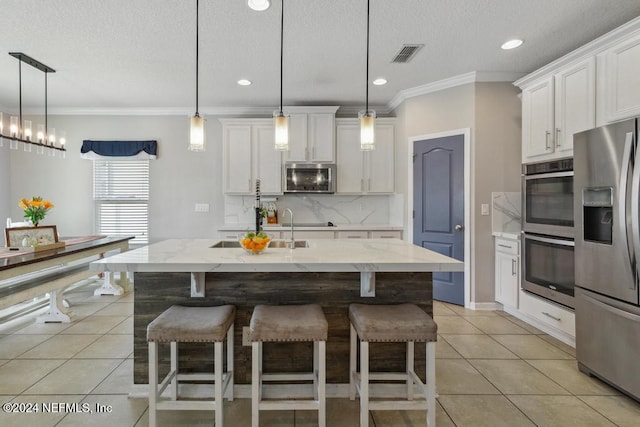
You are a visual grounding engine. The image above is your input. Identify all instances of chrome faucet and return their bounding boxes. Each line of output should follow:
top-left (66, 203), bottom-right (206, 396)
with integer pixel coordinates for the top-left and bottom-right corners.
top-left (284, 208), bottom-right (294, 249)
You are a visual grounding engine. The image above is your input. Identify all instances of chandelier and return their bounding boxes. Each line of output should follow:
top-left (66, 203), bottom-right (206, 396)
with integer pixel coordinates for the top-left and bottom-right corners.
top-left (0, 52), bottom-right (66, 156)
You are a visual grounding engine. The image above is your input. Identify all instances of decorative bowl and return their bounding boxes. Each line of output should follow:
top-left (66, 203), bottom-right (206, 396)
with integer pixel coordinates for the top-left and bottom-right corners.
top-left (239, 232), bottom-right (272, 254)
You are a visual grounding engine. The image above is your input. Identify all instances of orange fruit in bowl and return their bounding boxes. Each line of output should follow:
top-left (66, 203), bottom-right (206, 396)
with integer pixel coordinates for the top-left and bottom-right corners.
top-left (239, 232), bottom-right (271, 254)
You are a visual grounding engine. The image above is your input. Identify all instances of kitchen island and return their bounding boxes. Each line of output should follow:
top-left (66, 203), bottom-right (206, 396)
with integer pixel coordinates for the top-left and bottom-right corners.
top-left (90, 238), bottom-right (463, 390)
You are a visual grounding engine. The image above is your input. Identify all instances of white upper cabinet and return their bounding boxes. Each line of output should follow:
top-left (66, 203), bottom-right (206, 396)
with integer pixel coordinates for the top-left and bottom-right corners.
top-left (336, 118), bottom-right (395, 194)
top-left (520, 58), bottom-right (595, 163)
top-left (254, 125), bottom-right (282, 194)
top-left (598, 31), bottom-right (640, 124)
top-left (515, 19), bottom-right (640, 163)
top-left (368, 123), bottom-right (395, 193)
top-left (554, 58), bottom-right (596, 155)
top-left (223, 124), bottom-right (253, 194)
top-left (284, 107), bottom-right (338, 163)
top-left (522, 77), bottom-right (554, 160)
top-left (221, 119), bottom-right (282, 195)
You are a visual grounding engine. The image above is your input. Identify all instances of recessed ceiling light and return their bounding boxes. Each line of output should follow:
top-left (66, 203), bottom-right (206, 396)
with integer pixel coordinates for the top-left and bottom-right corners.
top-left (237, 79), bottom-right (252, 86)
top-left (501, 39), bottom-right (523, 50)
top-left (248, 0), bottom-right (270, 11)
top-left (373, 78), bottom-right (387, 86)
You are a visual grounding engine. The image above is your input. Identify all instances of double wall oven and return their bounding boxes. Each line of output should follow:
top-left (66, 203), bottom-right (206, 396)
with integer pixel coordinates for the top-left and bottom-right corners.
top-left (522, 159), bottom-right (575, 308)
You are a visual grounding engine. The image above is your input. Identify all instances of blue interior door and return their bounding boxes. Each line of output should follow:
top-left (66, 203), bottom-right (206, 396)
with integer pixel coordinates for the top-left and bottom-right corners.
top-left (413, 135), bottom-right (465, 305)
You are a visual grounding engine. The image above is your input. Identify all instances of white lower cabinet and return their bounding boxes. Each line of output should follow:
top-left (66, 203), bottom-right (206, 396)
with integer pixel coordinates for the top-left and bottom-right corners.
top-left (494, 237), bottom-right (519, 309)
top-left (337, 231), bottom-right (368, 239)
top-left (284, 230), bottom-right (335, 240)
top-left (370, 230), bottom-right (402, 239)
top-left (518, 289), bottom-right (575, 337)
top-left (219, 228), bottom-right (402, 240)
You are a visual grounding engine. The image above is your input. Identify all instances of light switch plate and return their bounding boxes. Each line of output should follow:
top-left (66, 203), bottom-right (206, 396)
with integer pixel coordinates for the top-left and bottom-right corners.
top-left (481, 203), bottom-right (490, 216)
top-left (195, 203), bottom-right (209, 212)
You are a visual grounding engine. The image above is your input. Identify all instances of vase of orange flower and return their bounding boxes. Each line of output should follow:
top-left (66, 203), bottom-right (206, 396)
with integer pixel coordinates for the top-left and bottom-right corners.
top-left (18, 197), bottom-right (54, 227)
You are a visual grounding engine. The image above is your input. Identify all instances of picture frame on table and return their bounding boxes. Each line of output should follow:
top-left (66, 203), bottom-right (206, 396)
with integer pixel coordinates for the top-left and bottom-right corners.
top-left (5, 225), bottom-right (59, 248)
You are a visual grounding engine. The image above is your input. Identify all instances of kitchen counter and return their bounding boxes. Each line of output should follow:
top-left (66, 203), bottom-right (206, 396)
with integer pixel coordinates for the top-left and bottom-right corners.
top-left (90, 238), bottom-right (462, 388)
top-left (218, 223), bottom-right (404, 231)
top-left (89, 238), bottom-right (461, 273)
top-left (492, 231), bottom-right (521, 240)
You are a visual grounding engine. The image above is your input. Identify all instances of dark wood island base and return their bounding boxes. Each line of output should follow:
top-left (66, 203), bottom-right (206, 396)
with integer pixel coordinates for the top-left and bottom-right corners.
top-left (133, 271), bottom-right (433, 385)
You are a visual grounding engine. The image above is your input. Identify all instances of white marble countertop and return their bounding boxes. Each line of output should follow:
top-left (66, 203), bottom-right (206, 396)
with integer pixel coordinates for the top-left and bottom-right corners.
top-left (89, 238), bottom-right (463, 273)
top-left (219, 224), bottom-right (403, 231)
top-left (492, 231), bottom-right (521, 240)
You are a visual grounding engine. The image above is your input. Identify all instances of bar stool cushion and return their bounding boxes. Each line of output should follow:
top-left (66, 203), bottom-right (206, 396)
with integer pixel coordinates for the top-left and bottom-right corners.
top-left (250, 304), bottom-right (328, 342)
top-left (349, 303), bottom-right (437, 342)
top-left (147, 305), bottom-right (236, 343)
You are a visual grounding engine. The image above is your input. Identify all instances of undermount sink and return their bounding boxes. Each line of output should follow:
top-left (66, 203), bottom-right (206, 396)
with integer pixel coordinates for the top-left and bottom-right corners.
top-left (268, 240), bottom-right (309, 248)
top-left (210, 240), bottom-right (309, 249)
top-left (210, 241), bottom-right (241, 248)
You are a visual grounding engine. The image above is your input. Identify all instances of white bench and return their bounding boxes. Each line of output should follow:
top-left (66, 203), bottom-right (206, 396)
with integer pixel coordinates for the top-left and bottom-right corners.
top-left (0, 236), bottom-right (132, 323)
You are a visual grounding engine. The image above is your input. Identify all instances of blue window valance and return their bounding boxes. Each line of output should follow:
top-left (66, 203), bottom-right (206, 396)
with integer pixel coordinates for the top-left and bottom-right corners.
top-left (81, 140), bottom-right (158, 160)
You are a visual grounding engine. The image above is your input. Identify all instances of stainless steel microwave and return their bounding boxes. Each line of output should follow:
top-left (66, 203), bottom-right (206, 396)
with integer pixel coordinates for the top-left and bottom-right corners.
top-left (283, 163), bottom-right (336, 193)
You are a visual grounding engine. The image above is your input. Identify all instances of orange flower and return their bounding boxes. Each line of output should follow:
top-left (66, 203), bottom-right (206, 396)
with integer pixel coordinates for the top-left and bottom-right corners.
top-left (18, 196), bottom-right (54, 226)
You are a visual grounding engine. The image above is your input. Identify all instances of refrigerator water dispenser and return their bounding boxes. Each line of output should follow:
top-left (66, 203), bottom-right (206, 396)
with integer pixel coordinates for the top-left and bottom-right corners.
top-left (583, 187), bottom-right (613, 244)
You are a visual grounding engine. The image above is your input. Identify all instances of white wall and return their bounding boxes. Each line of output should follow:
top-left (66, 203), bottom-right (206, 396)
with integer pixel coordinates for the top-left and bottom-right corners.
top-left (393, 82), bottom-right (521, 305)
top-left (8, 115), bottom-right (225, 242)
top-left (6, 114), bottom-right (398, 243)
top-left (473, 83), bottom-right (522, 302)
top-left (0, 145), bottom-right (9, 228)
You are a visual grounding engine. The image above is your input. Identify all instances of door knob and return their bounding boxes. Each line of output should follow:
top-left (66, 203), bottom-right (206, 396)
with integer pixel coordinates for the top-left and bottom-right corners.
top-left (455, 224), bottom-right (463, 231)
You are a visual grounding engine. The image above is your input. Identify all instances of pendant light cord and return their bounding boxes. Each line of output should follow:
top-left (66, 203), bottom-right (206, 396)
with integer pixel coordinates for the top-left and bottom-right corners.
top-left (45, 72), bottom-right (48, 142)
top-left (195, 0), bottom-right (199, 116)
top-left (279, 0), bottom-right (284, 113)
top-left (18, 60), bottom-right (22, 135)
top-left (365, 0), bottom-right (370, 112)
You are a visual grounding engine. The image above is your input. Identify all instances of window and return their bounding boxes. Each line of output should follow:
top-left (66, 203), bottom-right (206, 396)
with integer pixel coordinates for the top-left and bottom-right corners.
top-left (93, 160), bottom-right (149, 245)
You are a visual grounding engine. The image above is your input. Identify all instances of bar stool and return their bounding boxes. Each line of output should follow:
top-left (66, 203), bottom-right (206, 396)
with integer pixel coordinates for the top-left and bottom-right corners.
top-left (349, 303), bottom-right (437, 427)
top-left (147, 305), bottom-right (236, 427)
top-left (250, 304), bottom-right (328, 427)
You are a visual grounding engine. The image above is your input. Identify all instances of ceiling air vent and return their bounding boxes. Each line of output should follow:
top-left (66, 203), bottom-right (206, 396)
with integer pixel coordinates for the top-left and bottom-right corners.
top-left (391, 44), bottom-right (424, 63)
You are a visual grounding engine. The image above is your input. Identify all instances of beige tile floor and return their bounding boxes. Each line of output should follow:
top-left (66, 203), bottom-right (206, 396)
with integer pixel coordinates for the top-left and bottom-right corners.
top-left (0, 280), bottom-right (639, 426)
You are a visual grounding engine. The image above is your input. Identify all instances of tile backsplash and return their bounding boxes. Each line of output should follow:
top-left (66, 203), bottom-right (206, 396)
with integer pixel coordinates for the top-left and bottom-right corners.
top-left (492, 192), bottom-right (521, 234)
top-left (225, 194), bottom-right (401, 225)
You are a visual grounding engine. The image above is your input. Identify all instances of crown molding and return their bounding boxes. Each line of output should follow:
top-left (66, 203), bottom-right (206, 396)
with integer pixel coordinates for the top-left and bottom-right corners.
top-left (387, 70), bottom-right (524, 111)
top-left (514, 15), bottom-right (640, 88)
top-left (388, 72), bottom-right (476, 111)
top-left (36, 105), bottom-right (345, 117)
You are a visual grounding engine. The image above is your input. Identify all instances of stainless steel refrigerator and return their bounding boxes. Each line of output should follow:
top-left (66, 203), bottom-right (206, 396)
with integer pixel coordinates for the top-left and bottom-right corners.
top-left (574, 117), bottom-right (640, 401)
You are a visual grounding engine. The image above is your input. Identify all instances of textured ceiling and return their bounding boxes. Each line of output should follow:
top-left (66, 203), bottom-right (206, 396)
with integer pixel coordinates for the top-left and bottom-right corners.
top-left (1, 0), bottom-right (639, 114)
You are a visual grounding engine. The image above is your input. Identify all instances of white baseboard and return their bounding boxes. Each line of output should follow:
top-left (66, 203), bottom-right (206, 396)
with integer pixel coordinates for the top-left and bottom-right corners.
top-left (468, 301), bottom-right (501, 311)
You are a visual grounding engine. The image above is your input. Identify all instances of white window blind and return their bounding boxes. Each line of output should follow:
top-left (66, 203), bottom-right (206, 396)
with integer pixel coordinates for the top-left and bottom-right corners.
top-left (93, 160), bottom-right (149, 245)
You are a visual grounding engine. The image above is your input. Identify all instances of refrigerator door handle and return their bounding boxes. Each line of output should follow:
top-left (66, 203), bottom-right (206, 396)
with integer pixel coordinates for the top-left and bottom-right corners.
top-left (631, 131), bottom-right (640, 290)
top-left (619, 131), bottom-right (635, 289)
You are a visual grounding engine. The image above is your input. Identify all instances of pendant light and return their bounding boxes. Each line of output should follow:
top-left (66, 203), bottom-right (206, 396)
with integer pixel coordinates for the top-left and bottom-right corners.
top-left (359, 0), bottom-right (375, 151)
top-left (273, 0), bottom-right (289, 151)
top-left (188, 0), bottom-right (205, 151)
